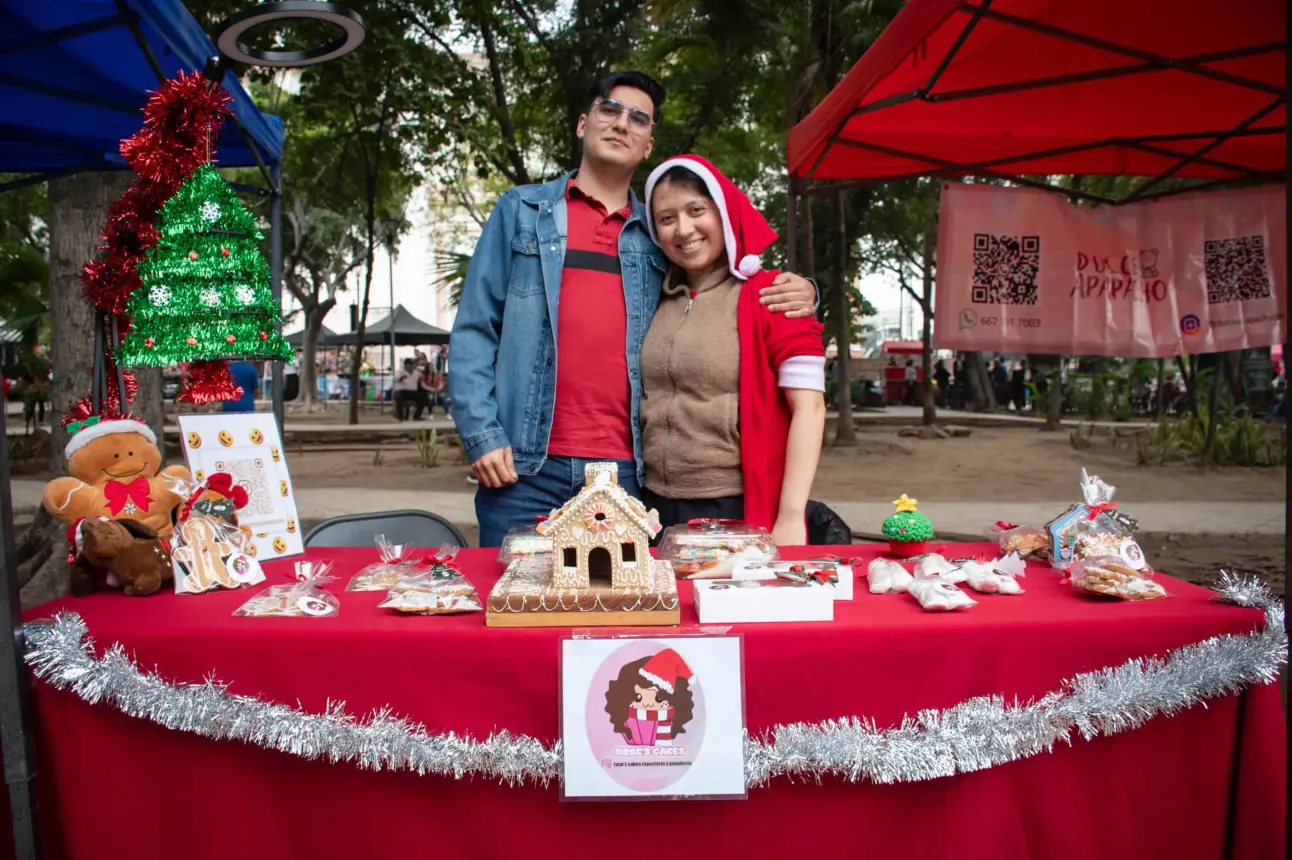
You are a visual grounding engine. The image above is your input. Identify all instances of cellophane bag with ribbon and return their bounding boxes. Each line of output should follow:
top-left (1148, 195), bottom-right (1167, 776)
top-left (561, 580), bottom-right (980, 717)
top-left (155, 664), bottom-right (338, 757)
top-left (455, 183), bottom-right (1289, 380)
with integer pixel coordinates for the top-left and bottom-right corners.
top-left (378, 546), bottom-right (482, 615)
top-left (908, 571), bottom-right (977, 611)
top-left (1045, 468), bottom-right (1148, 572)
top-left (346, 535), bottom-right (428, 592)
top-left (169, 473), bottom-right (264, 595)
top-left (233, 560), bottom-right (339, 617)
top-left (1067, 554), bottom-right (1167, 601)
top-left (983, 520), bottom-right (1051, 561)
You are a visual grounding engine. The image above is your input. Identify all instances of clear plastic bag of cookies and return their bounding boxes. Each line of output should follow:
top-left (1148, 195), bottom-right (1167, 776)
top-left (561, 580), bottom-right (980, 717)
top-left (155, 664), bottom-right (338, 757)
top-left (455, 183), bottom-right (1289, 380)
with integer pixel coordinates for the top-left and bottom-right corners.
top-left (233, 560), bottom-right (340, 617)
top-left (346, 535), bottom-right (428, 592)
top-left (657, 520), bottom-right (778, 576)
top-left (1068, 555), bottom-right (1167, 601)
top-left (984, 521), bottom-right (1051, 562)
top-left (378, 546), bottom-right (481, 615)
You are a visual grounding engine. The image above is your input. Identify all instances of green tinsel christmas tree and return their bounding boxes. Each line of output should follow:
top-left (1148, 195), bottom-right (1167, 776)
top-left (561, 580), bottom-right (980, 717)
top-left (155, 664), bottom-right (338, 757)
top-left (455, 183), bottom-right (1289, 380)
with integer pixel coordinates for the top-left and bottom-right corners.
top-left (883, 493), bottom-right (934, 557)
top-left (118, 163), bottom-right (293, 367)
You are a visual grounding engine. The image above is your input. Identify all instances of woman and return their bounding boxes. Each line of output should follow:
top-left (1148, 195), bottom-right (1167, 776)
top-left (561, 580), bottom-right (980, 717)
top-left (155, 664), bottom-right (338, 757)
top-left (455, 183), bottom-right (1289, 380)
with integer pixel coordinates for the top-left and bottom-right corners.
top-left (639, 155), bottom-right (826, 546)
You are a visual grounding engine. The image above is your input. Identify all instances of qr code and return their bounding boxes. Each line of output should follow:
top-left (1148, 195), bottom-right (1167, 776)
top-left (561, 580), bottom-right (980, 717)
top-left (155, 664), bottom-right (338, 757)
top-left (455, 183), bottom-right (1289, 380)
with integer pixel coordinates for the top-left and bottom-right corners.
top-left (971, 233), bottom-right (1040, 305)
top-left (1204, 236), bottom-right (1270, 304)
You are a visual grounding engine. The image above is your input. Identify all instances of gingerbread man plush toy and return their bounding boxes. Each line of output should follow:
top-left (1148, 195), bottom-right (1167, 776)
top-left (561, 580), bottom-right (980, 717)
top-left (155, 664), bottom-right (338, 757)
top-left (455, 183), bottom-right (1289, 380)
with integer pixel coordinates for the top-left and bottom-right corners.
top-left (42, 416), bottom-right (191, 582)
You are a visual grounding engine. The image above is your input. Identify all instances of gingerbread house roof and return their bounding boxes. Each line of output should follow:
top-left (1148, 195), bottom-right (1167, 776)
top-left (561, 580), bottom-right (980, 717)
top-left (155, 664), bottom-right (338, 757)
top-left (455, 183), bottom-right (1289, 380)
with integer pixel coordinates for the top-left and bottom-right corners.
top-left (538, 466), bottom-right (662, 539)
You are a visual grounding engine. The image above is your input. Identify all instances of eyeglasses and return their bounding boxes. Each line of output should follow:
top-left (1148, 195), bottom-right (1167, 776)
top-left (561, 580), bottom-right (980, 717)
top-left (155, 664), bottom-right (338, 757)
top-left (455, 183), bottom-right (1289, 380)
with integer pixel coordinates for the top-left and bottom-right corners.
top-left (592, 98), bottom-right (654, 132)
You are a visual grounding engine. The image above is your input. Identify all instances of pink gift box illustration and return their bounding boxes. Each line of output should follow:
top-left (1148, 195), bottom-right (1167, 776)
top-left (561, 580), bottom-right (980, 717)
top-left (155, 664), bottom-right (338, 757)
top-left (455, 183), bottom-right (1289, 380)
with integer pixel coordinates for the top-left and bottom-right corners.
top-left (625, 706), bottom-right (673, 746)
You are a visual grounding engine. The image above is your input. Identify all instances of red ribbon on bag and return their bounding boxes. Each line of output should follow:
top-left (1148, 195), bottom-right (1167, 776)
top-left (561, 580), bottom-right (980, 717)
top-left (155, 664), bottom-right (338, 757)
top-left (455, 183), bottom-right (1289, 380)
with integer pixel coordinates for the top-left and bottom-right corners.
top-left (995, 521), bottom-right (1018, 531)
top-left (1086, 502), bottom-right (1118, 521)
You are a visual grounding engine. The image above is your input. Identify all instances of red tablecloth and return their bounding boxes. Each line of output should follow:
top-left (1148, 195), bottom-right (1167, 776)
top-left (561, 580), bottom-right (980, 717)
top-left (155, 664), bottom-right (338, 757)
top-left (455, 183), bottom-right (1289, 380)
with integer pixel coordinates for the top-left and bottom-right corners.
top-left (19, 543), bottom-right (1286, 860)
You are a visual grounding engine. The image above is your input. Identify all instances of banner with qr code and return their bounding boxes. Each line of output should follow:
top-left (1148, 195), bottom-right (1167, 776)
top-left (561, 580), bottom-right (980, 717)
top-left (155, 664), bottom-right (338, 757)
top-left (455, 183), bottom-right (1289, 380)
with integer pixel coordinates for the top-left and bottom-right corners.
top-left (933, 183), bottom-right (1287, 357)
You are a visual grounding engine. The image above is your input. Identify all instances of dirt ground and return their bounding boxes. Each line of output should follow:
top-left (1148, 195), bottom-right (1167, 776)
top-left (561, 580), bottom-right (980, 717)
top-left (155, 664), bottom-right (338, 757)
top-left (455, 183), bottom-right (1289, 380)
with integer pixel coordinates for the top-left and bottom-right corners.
top-left (287, 424), bottom-right (1286, 503)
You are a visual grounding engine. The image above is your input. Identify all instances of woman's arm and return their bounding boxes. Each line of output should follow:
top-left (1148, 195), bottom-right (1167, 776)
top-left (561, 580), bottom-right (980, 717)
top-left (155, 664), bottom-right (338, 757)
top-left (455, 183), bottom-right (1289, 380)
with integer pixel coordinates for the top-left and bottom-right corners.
top-left (771, 388), bottom-right (826, 546)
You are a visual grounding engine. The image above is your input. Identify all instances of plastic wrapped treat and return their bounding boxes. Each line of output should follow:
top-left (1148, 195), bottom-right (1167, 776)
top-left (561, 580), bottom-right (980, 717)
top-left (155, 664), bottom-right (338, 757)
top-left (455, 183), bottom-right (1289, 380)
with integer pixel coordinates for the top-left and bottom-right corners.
top-left (985, 521), bottom-right (1051, 562)
top-left (497, 524), bottom-right (553, 564)
top-left (346, 535), bottom-right (428, 592)
top-left (234, 560), bottom-right (339, 617)
top-left (959, 553), bottom-right (1026, 595)
top-left (379, 547), bottom-right (481, 615)
top-left (171, 473), bottom-right (264, 595)
top-left (1068, 555), bottom-right (1167, 601)
top-left (913, 553), bottom-right (965, 584)
top-left (1046, 469), bottom-right (1148, 571)
top-left (657, 520), bottom-right (777, 577)
top-left (867, 558), bottom-right (914, 594)
top-left (908, 576), bottom-right (976, 611)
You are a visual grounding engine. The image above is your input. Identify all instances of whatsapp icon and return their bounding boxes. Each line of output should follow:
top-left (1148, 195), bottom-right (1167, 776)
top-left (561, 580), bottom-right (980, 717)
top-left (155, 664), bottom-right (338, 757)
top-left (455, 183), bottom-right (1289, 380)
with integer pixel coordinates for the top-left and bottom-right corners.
top-left (958, 309), bottom-right (978, 330)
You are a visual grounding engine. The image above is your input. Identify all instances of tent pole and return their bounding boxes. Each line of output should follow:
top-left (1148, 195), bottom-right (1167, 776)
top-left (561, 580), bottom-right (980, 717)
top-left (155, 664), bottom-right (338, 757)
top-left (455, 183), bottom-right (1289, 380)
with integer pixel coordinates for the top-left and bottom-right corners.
top-left (270, 163), bottom-right (285, 433)
top-left (0, 402), bottom-right (44, 860)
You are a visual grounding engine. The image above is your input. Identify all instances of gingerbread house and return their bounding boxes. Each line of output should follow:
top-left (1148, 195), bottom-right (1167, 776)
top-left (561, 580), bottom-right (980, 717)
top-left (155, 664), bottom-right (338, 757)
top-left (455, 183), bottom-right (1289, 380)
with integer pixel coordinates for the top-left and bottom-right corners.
top-left (536, 462), bottom-right (662, 589)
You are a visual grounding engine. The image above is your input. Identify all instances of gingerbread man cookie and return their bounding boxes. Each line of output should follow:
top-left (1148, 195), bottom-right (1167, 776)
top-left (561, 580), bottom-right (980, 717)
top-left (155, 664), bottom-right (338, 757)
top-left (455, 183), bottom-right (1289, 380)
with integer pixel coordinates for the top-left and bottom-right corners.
top-left (172, 517), bottom-right (241, 592)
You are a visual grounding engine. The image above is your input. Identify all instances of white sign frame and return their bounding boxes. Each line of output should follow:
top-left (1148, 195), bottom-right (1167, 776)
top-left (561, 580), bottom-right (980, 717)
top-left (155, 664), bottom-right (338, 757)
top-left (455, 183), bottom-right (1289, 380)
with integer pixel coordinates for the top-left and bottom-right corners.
top-left (176, 412), bottom-right (303, 560)
top-left (560, 633), bottom-right (746, 801)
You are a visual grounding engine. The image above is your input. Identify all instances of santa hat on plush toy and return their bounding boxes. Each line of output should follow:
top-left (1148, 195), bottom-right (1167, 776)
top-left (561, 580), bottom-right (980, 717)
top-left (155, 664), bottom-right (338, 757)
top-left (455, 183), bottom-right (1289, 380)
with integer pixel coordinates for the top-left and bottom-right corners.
top-left (63, 414), bottom-right (156, 459)
top-left (643, 154), bottom-right (779, 281)
top-left (638, 648), bottom-right (693, 695)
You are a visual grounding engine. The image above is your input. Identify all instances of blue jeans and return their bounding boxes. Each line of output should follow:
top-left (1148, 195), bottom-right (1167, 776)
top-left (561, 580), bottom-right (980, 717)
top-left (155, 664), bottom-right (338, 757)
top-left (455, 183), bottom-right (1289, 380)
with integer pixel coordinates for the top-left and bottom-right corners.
top-left (475, 456), bottom-right (641, 547)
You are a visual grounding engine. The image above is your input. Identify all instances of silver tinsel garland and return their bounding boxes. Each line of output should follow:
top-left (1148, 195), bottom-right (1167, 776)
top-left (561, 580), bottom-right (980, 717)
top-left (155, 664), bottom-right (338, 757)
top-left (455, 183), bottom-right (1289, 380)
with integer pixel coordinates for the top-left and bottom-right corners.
top-left (22, 573), bottom-right (1286, 789)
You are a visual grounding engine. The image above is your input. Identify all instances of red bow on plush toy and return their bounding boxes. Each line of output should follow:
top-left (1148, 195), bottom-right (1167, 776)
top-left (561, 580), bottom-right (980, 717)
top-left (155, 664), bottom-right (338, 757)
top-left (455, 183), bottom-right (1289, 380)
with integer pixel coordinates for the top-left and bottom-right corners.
top-left (104, 477), bottom-right (153, 516)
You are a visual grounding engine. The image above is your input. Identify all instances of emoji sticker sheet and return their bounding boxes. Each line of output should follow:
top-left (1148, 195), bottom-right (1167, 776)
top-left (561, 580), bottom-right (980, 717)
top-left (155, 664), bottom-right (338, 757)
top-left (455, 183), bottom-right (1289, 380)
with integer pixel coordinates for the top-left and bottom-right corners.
top-left (177, 413), bottom-right (304, 559)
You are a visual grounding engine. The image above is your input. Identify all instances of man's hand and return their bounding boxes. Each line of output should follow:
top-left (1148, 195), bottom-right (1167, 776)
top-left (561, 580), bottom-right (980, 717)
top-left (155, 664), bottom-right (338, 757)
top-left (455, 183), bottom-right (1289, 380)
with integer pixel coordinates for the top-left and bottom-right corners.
top-left (471, 447), bottom-right (518, 488)
top-left (759, 272), bottom-right (817, 319)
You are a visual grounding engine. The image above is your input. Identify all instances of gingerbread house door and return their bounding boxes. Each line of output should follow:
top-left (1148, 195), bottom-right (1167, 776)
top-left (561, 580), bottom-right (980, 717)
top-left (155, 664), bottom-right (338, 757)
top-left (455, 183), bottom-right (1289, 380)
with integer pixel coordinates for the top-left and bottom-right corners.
top-left (587, 546), bottom-right (613, 583)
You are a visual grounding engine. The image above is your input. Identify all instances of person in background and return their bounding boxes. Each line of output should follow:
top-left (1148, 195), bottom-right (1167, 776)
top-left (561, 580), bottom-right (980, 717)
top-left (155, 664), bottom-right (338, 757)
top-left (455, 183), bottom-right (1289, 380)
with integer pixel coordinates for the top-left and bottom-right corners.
top-left (224, 360), bottom-right (259, 413)
top-left (419, 362), bottom-right (445, 418)
top-left (284, 355), bottom-right (300, 401)
top-left (933, 359), bottom-right (950, 408)
top-left (393, 358), bottom-right (422, 421)
top-left (1010, 359), bottom-right (1028, 412)
top-left (903, 359), bottom-right (917, 405)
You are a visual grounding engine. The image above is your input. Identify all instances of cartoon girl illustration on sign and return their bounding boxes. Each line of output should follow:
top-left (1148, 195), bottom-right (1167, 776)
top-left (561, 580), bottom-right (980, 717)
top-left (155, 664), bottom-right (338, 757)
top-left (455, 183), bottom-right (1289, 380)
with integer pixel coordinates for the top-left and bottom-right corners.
top-left (604, 648), bottom-right (695, 747)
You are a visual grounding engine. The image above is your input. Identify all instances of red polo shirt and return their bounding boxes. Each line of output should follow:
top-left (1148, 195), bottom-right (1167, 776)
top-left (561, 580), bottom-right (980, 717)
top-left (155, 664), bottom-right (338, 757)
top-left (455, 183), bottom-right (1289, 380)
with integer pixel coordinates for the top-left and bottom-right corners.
top-left (546, 181), bottom-right (634, 460)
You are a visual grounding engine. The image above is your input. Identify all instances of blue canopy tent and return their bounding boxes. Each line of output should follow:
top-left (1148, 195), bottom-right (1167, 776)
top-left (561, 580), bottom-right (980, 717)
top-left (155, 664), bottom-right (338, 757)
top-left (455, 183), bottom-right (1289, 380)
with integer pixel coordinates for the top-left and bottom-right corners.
top-left (0, 3), bottom-right (285, 858)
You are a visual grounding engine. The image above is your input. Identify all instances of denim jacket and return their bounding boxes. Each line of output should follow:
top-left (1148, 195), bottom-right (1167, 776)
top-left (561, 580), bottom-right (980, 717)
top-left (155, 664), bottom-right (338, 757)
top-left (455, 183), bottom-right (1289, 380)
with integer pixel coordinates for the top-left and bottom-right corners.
top-left (449, 172), bottom-right (668, 483)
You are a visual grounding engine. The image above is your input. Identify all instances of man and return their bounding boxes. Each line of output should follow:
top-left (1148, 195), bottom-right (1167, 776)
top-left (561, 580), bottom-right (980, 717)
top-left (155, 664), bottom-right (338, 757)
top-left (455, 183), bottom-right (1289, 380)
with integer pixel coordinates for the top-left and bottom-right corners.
top-left (393, 358), bottom-right (421, 421)
top-left (903, 360), bottom-right (917, 406)
top-left (450, 70), bottom-right (817, 546)
top-left (223, 360), bottom-right (259, 413)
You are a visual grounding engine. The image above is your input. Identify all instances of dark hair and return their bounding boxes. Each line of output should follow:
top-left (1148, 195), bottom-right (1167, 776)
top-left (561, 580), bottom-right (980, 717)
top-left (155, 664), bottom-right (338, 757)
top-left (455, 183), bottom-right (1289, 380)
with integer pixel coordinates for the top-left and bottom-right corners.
top-left (653, 165), bottom-right (712, 201)
top-left (588, 70), bottom-right (666, 125)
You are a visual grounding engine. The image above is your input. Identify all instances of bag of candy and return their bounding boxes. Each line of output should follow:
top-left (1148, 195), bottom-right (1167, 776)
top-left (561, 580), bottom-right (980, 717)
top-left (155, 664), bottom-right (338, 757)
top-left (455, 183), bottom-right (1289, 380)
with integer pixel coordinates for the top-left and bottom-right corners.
top-left (1067, 555), bottom-right (1167, 601)
top-left (378, 546), bottom-right (482, 615)
top-left (867, 558), bottom-right (914, 594)
top-left (908, 574), bottom-right (976, 611)
top-left (984, 520), bottom-right (1051, 561)
top-left (959, 553), bottom-right (1026, 595)
top-left (234, 560), bottom-right (339, 617)
top-left (346, 535), bottom-right (428, 591)
top-left (913, 553), bottom-right (965, 583)
top-left (1046, 469), bottom-right (1148, 572)
top-left (170, 472), bottom-right (264, 595)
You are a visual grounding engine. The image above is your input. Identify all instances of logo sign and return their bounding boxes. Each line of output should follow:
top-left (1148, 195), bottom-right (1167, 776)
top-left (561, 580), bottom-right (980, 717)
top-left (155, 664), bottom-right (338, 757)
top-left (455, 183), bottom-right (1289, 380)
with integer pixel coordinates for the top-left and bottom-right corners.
top-left (1180, 313), bottom-right (1202, 335)
top-left (560, 635), bottom-right (746, 800)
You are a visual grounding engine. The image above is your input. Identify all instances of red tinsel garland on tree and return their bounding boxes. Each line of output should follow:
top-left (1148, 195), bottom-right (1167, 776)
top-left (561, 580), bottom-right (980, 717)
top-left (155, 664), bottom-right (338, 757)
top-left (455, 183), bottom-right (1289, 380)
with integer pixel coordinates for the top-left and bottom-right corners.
top-left (66, 72), bottom-right (233, 426)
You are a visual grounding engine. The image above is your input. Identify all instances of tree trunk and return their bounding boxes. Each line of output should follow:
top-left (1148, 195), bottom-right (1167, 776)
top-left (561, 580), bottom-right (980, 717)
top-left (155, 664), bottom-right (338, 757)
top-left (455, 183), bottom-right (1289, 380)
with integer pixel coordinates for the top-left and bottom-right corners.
top-left (831, 189), bottom-right (856, 446)
top-left (964, 351), bottom-right (996, 411)
top-left (19, 172), bottom-right (132, 606)
top-left (348, 214), bottom-right (376, 425)
top-left (920, 199), bottom-right (936, 426)
top-left (298, 301), bottom-right (330, 410)
top-left (1201, 353), bottom-right (1223, 466)
top-left (1154, 358), bottom-right (1167, 421)
top-left (1044, 363), bottom-right (1064, 429)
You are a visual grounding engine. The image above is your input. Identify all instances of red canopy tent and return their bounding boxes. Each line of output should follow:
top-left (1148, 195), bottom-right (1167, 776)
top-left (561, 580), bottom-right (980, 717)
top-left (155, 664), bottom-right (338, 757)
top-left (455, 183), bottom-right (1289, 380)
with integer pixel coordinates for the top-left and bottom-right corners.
top-left (786, 0), bottom-right (1285, 214)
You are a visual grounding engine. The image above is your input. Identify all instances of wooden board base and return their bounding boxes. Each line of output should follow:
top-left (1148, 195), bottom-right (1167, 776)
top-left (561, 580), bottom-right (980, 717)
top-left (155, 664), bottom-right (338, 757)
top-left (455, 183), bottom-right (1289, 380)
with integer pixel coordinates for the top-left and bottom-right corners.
top-left (485, 558), bottom-right (681, 629)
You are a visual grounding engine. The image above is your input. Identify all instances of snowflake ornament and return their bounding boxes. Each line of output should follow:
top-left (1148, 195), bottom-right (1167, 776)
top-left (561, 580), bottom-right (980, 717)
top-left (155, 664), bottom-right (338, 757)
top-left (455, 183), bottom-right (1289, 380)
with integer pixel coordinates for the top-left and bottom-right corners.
top-left (200, 200), bottom-right (221, 223)
top-left (200, 288), bottom-right (221, 307)
top-left (234, 285), bottom-right (255, 305)
top-left (149, 285), bottom-right (171, 306)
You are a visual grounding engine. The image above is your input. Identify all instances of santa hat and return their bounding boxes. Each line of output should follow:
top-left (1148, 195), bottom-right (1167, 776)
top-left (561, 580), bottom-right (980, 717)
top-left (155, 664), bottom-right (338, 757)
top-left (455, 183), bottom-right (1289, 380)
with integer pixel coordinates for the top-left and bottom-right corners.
top-left (643, 155), bottom-right (779, 281)
top-left (638, 648), bottom-right (693, 695)
top-left (64, 415), bottom-right (156, 459)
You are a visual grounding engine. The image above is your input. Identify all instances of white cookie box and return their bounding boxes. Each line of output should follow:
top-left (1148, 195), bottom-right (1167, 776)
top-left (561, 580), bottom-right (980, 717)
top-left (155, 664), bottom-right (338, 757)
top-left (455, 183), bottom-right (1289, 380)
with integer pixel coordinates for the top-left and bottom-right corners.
top-left (693, 579), bottom-right (835, 623)
top-left (730, 562), bottom-right (854, 600)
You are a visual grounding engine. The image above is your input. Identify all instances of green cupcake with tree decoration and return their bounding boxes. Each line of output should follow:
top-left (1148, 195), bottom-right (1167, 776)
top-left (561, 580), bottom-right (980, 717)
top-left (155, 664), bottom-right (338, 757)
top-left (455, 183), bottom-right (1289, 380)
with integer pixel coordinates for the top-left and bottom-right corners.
top-left (883, 494), bottom-right (933, 558)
